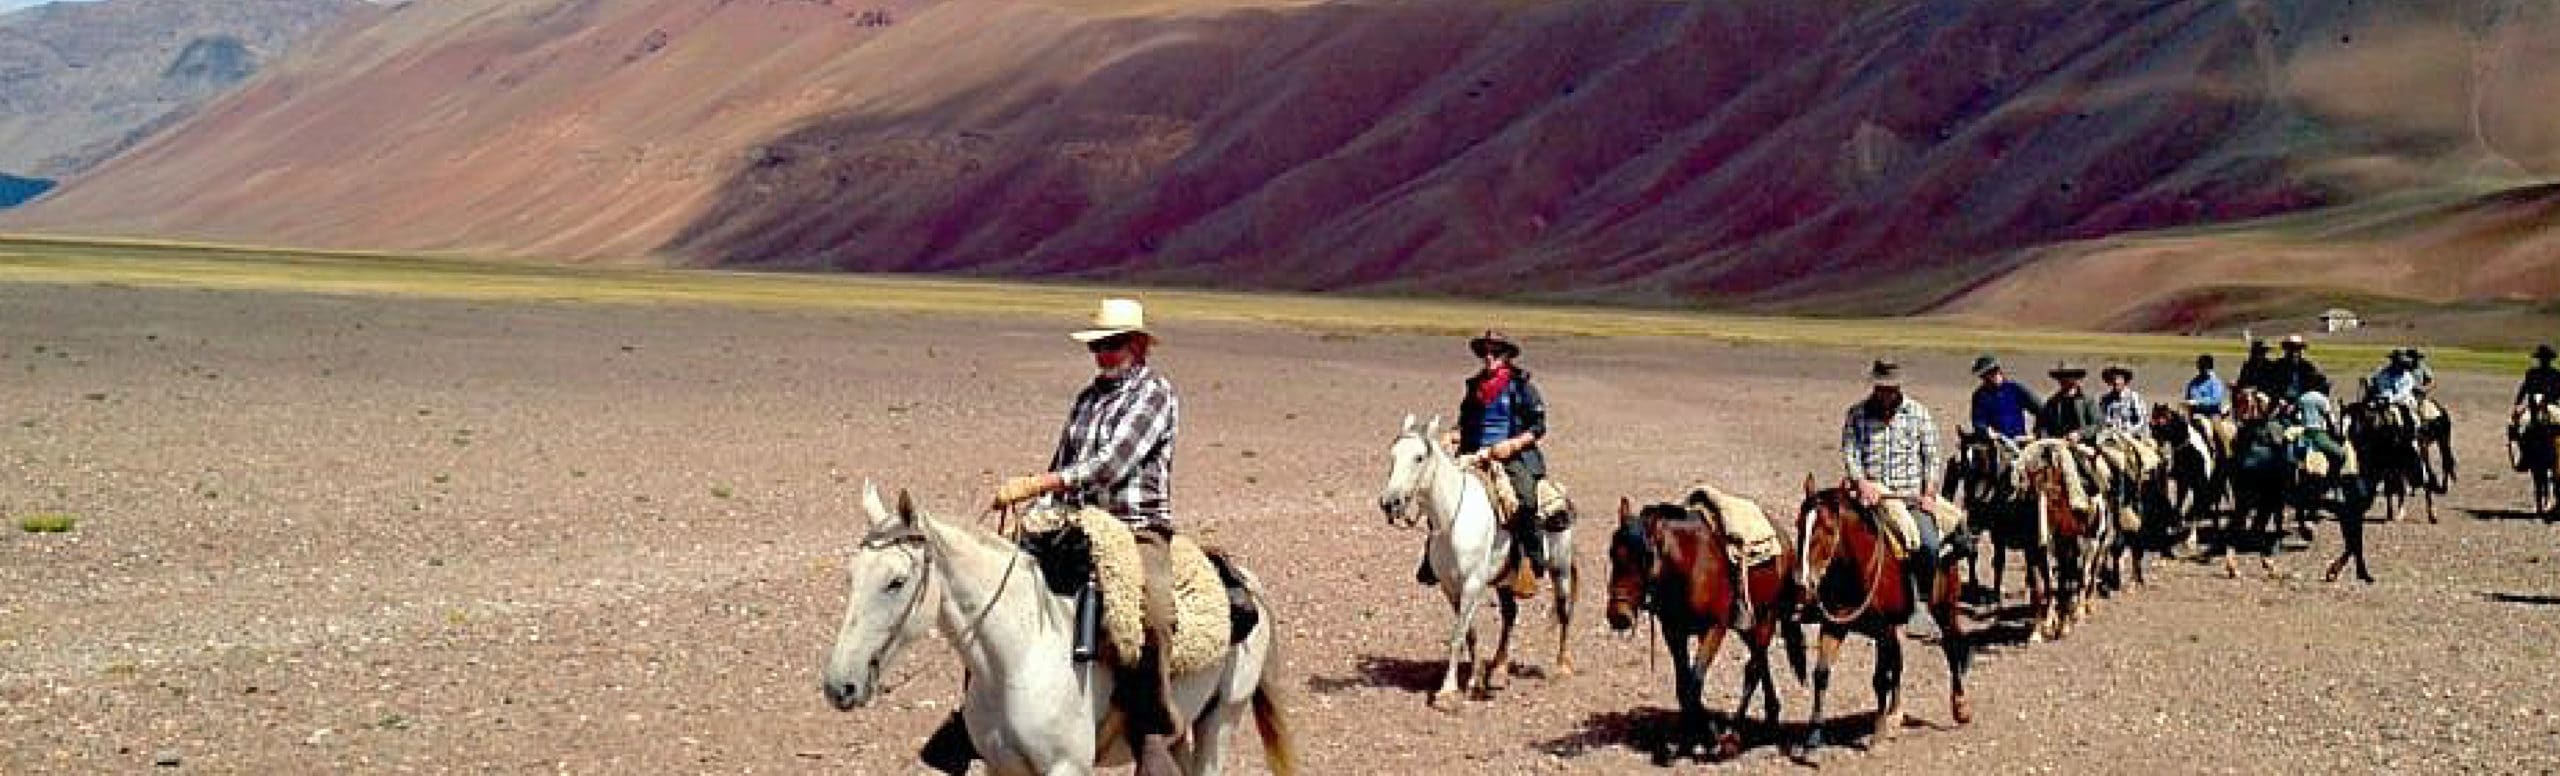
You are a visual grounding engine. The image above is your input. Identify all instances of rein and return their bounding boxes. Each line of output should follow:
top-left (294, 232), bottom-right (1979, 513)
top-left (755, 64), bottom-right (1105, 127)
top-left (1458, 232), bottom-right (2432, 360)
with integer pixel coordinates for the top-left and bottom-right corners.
top-left (1805, 499), bottom-right (1899, 627)
top-left (865, 505), bottom-right (1028, 698)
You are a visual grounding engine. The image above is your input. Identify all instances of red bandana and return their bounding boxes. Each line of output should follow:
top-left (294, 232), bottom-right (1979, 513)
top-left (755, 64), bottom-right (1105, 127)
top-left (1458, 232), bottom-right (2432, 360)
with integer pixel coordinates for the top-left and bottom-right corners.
top-left (1477, 366), bottom-right (1513, 407)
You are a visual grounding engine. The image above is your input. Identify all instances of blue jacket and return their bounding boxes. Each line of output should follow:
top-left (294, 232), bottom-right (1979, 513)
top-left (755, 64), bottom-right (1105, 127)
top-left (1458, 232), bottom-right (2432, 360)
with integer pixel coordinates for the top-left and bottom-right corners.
top-left (1970, 381), bottom-right (2039, 438)
top-left (2185, 372), bottom-right (2229, 414)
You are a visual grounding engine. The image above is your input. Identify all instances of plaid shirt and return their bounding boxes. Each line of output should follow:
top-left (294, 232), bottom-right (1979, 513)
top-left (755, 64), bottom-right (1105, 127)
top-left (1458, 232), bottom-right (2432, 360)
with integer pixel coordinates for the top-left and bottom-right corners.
top-left (1048, 365), bottom-right (1179, 529)
top-left (2099, 389), bottom-right (2149, 438)
top-left (1842, 398), bottom-right (1940, 496)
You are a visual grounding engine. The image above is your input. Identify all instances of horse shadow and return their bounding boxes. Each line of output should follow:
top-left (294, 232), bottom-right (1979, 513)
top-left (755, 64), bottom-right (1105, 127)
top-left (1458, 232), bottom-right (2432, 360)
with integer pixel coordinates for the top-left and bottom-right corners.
top-left (1533, 706), bottom-right (1894, 766)
top-left (1302, 655), bottom-right (1448, 696)
top-left (2480, 591), bottom-right (2560, 607)
top-left (2462, 508), bottom-right (2557, 524)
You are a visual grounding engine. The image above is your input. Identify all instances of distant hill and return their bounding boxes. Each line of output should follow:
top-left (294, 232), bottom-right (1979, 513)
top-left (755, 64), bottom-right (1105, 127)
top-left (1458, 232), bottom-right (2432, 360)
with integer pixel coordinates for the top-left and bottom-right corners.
top-left (0, 172), bottom-right (49, 207)
top-left (7, 0), bottom-right (2559, 331)
top-left (0, 0), bottom-right (365, 178)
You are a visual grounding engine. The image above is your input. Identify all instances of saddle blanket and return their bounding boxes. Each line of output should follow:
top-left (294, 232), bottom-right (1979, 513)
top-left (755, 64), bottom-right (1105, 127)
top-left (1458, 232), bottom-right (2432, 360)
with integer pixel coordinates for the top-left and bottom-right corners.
top-left (1686, 485), bottom-right (1782, 568)
top-left (1875, 496), bottom-right (1964, 560)
top-left (1028, 507), bottom-right (1236, 675)
top-left (1470, 461), bottom-right (1572, 529)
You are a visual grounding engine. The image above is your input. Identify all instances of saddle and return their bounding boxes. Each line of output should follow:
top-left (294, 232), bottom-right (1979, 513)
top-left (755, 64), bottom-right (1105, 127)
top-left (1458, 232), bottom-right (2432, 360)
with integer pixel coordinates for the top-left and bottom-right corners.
top-left (1469, 459), bottom-right (1573, 531)
top-left (1870, 495), bottom-right (1964, 561)
top-left (2281, 427), bottom-right (2361, 477)
top-left (1020, 507), bottom-right (1253, 676)
top-left (1685, 485), bottom-right (1783, 568)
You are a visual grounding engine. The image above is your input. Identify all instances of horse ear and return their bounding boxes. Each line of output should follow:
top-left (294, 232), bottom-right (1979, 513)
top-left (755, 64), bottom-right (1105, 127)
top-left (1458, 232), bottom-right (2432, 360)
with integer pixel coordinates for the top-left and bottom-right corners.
top-left (1617, 496), bottom-right (1633, 520)
top-left (1802, 473), bottom-right (1818, 497)
top-left (1400, 413), bottom-right (1416, 433)
top-left (1425, 415), bottom-right (1443, 439)
top-left (894, 489), bottom-right (918, 525)
top-left (860, 480), bottom-right (888, 527)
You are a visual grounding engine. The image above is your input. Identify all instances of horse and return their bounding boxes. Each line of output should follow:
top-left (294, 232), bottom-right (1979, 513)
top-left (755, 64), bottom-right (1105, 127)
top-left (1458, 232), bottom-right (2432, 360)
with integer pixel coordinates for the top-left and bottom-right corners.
top-left (2345, 393), bottom-right (2432, 523)
top-left (1792, 478), bottom-right (1973, 756)
top-left (2517, 395), bottom-right (2560, 516)
top-left (2149, 403), bottom-right (2231, 555)
top-left (1376, 414), bottom-right (1578, 709)
top-left (1941, 428), bottom-right (2042, 605)
top-left (2015, 438), bottom-right (2107, 639)
top-left (822, 483), bottom-right (1295, 776)
top-left (1605, 494), bottom-right (1806, 762)
top-left (2414, 392), bottom-right (2457, 498)
top-left (2088, 429), bottom-right (2168, 593)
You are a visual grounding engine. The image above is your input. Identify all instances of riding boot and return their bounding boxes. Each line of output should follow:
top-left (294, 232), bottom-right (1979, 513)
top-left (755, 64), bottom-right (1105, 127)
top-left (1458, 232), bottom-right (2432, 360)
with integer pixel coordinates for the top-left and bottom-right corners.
top-left (1117, 651), bottom-right (1183, 776)
top-left (917, 711), bottom-right (977, 775)
top-left (1513, 509), bottom-right (1548, 577)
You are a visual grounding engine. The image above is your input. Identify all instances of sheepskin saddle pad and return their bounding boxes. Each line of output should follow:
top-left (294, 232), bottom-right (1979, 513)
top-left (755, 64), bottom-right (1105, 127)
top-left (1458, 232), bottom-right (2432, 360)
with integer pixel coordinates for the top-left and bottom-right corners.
top-left (1683, 485), bottom-right (1783, 568)
top-left (1021, 507), bottom-right (1242, 676)
top-left (1472, 464), bottom-right (1573, 531)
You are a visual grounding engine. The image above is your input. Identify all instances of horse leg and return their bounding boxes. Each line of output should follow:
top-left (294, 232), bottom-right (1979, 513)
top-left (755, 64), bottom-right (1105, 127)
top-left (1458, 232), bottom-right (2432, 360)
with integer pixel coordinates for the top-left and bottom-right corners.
top-left (1935, 580), bottom-right (1974, 726)
top-left (1660, 626), bottom-right (1703, 762)
top-left (1551, 553), bottom-right (1576, 677)
top-left (1485, 591), bottom-right (1519, 691)
top-left (1430, 585), bottom-right (1482, 710)
top-left (2026, 548), bottom-right (2052, 643)
top-left (1690, 627), bottom-right (1729, 757)
top-left (1180, 697), bottom-right (1240, 776)
top-left (1800, 626), bottom-right (1846, 756)
top-left (1873, 628), bottom-right (1907, 743)
top-left (1722, 633), bottom-right (1772, 760)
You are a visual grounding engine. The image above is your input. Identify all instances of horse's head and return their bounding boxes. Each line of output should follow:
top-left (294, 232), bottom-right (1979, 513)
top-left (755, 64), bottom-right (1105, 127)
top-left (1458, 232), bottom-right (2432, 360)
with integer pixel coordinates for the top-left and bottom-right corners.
top-left (2233, 387), bottom-right (2272, 422)
top-left (1378, 413), bottom-right (1442, 527)
top-left (1794, 475), bottom-right (1860, 589)
top-left (1604, 497), bottom-right (1678, 631)
top-left (822, 481), bottom-right (937, 711)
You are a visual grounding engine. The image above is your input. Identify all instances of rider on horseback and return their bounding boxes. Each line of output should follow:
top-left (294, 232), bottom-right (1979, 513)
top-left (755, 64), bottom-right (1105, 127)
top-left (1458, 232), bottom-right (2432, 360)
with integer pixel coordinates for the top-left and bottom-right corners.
top-left (934, 298), bottom-right (1187, 776)
top-left (2185, 354), bottom-right (2229, 418)
top-left (2036, 362), bottom-right (2100, 440)
top-left (2097, 364), bottom-right (2149, 439)
top-left (2273, 334), bottom-right (2329, 404)
top-left (1968, 355), bottom-right (2039, 440)
top-left (1418, 330), bottom-right (1551, 588)
top-left (2237, 339), bottom-right (2280, 397)
top-left (2514, 344), bottom-right (2560, 421)
top-left (2369, 349), bottom-right (2424, 430)
top-left (1841, 360), bottom-right (1955, 632)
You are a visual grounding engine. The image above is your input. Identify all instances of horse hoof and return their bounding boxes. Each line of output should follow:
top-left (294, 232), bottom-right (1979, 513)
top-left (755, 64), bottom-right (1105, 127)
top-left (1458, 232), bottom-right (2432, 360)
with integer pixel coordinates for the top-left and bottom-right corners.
top-left (1427, 693), bottom-right (1457, 712)
top-left (1553, 662), bottom-right (1576, 678)
top-left (1953, 697), bottom-right (1974, 725)
top-left (1714, 732), bottom-right (1743, 761)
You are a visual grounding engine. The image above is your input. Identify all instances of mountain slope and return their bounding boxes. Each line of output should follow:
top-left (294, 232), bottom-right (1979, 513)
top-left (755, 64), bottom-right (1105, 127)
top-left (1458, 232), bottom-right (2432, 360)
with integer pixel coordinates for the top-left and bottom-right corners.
top-left (9, 0), bottom-right (2559, 325)
top-left (0, 0), bottom-right (366, 178)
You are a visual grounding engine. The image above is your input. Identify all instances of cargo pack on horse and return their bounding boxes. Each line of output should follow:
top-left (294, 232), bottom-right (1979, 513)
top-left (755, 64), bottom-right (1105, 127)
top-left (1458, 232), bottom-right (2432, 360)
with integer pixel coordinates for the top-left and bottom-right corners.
top-left (2089, 429), bottom-right (2167, 592)
top-left (1377, 414), bottom-right (1578, 709)
top-left (1606, 491), bottom-right (1805, 763)
top-left (2014, 438), bottom-right (2109, 640)
top-left (1942, 428), bottom-right (2039, 604)
top-left (1792, 478), bottom-right (1973, 756)
top-left (823, 485), bottom-right (1295, 776)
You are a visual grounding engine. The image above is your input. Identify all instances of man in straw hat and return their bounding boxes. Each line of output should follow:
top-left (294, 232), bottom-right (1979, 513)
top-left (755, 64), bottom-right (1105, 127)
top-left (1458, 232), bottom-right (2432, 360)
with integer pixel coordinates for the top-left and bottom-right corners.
top-left (2274, 334), bottom-right (2329, 403)
top-left (1419, 329), bottom-right (1554, 591)
top-left (2097, 363), bottom-right (2149, 439)
top-left (1841, 359), bottom-right (1955, 631)
top-left (954, 298), bottom-right (1184, 775)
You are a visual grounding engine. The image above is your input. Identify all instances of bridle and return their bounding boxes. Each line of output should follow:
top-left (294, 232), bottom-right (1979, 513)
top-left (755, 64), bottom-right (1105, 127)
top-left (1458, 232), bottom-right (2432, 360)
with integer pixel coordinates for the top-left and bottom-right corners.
top-left (1385, 431), bottom-right (1477, 533)
top-left (1797, 492), bottom-right (1895, 626)
top-left (853, 512), bottom-right (1026, 698)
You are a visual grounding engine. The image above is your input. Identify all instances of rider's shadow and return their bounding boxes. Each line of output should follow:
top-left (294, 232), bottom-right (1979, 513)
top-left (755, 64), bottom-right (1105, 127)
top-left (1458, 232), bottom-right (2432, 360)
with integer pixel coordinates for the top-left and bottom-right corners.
top-left (1302, 654), bottom-right (1449, 696)
top-left (2463, 508), bottom-right (2558, 523)
top-left (1533, 706), bottom-right (1889, 766)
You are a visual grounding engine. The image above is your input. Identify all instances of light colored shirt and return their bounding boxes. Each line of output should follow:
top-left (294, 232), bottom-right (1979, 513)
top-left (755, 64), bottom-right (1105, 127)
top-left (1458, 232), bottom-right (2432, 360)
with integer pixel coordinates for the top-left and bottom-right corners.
top-left (2370, 365), bottom-right (2419, 405)
top-left (1048, 366), bottom-right (1179, 529)
top-left (2184, 372), bottom-right (2228, 415)
top-left (2297, 391), bottom-right (2336, 434)
top-left (1842, 398), bottom-right (1940, 496)
top-left (2099, 389), bottom-right (2149, 438)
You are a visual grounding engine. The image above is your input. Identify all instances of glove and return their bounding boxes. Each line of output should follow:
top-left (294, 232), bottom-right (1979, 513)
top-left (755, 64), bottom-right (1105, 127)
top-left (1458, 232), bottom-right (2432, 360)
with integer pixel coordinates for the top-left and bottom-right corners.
top-left (994, 475), bottom-right (1050, 508)
top-left (1854, 479), bottom-right (1885, 508)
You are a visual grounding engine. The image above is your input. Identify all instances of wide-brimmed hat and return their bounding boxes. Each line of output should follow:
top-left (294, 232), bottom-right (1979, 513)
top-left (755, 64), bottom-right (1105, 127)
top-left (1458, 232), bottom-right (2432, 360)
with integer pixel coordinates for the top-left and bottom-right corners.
top-left (2100, 363), bottom-right (2133, 381)
top-left (1468, 329), bottom-right (1520, 358)
top-left (1969, 354), bottom-right (2001, 377)
top-left (2248, 339), bottom-right (2271, 353)
top-left (2537, 344), bottom-right (2557, 361)
top-left (1070, 298), bottom-right (1155, 343)
top-left (1869, 359), bottom-right (1903, 386)
top-left (2390, 348), bottom-right (2415, 363)
top-left (2049, 361), bottom-right (2088, 379)
top-left (2281, 333), bottom-right (2308, 350)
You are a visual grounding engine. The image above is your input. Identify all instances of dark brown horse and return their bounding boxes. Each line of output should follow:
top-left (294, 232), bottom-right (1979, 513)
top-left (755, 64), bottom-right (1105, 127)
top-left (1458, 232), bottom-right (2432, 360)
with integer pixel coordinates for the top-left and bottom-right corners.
top-left (1606, 493), bottom-right (1806, 762)
top-left (1792, 478), bottom-right (1972, 755)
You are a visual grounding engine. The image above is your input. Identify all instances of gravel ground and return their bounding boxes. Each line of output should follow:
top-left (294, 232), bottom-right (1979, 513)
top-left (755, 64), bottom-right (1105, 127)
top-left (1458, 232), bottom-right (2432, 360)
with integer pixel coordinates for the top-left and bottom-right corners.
top-left (3, 283), bottom-right (2558, 774)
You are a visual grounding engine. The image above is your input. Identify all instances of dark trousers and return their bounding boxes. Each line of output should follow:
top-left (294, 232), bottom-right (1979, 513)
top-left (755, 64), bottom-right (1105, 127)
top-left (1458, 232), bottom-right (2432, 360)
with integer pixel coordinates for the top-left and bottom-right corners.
top-left (1498, 459), bottom-right (1547, 572)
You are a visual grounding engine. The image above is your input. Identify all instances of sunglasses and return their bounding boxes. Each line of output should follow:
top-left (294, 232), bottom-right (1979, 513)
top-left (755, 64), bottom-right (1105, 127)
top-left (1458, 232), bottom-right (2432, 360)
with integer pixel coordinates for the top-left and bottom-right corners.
top-left (1086, 335), bottom-right (1137, 353)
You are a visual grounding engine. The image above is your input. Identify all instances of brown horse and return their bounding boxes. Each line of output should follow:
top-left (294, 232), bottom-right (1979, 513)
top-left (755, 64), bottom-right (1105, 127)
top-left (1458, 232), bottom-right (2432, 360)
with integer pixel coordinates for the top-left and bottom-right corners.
top-left (1792, 478), bottom-right (1972, 755)
top-left (1606, 493), bottom-right (1806, 762)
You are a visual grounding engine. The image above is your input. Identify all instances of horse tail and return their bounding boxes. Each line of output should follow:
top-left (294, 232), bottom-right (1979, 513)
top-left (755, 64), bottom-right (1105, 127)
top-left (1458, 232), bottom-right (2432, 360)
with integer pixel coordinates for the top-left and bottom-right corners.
top-left (1249, 635), bottom-right (1298, 776)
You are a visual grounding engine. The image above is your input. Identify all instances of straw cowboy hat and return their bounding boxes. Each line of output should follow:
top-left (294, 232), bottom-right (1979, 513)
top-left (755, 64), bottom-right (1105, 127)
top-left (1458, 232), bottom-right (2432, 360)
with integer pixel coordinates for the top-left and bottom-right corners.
top-left (1869, 359), bottom-right (1904, 386)
top-left (2281, 333), bottom-right (2308, 350)
top-left (1468, 329), bottom-right (1521, 358)
top-left (2049, 361), bottom-right (2088, 379)
top-left (1070, 298), bottom-right (1156, 343)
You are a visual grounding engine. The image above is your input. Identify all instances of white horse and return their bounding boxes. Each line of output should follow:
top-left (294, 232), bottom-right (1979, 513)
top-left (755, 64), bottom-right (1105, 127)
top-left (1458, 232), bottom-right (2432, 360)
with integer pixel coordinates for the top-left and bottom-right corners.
top-left (1375, 414), bottom-right (1577, 710)
top-left (822, 483), bottom-right (1295, 775)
